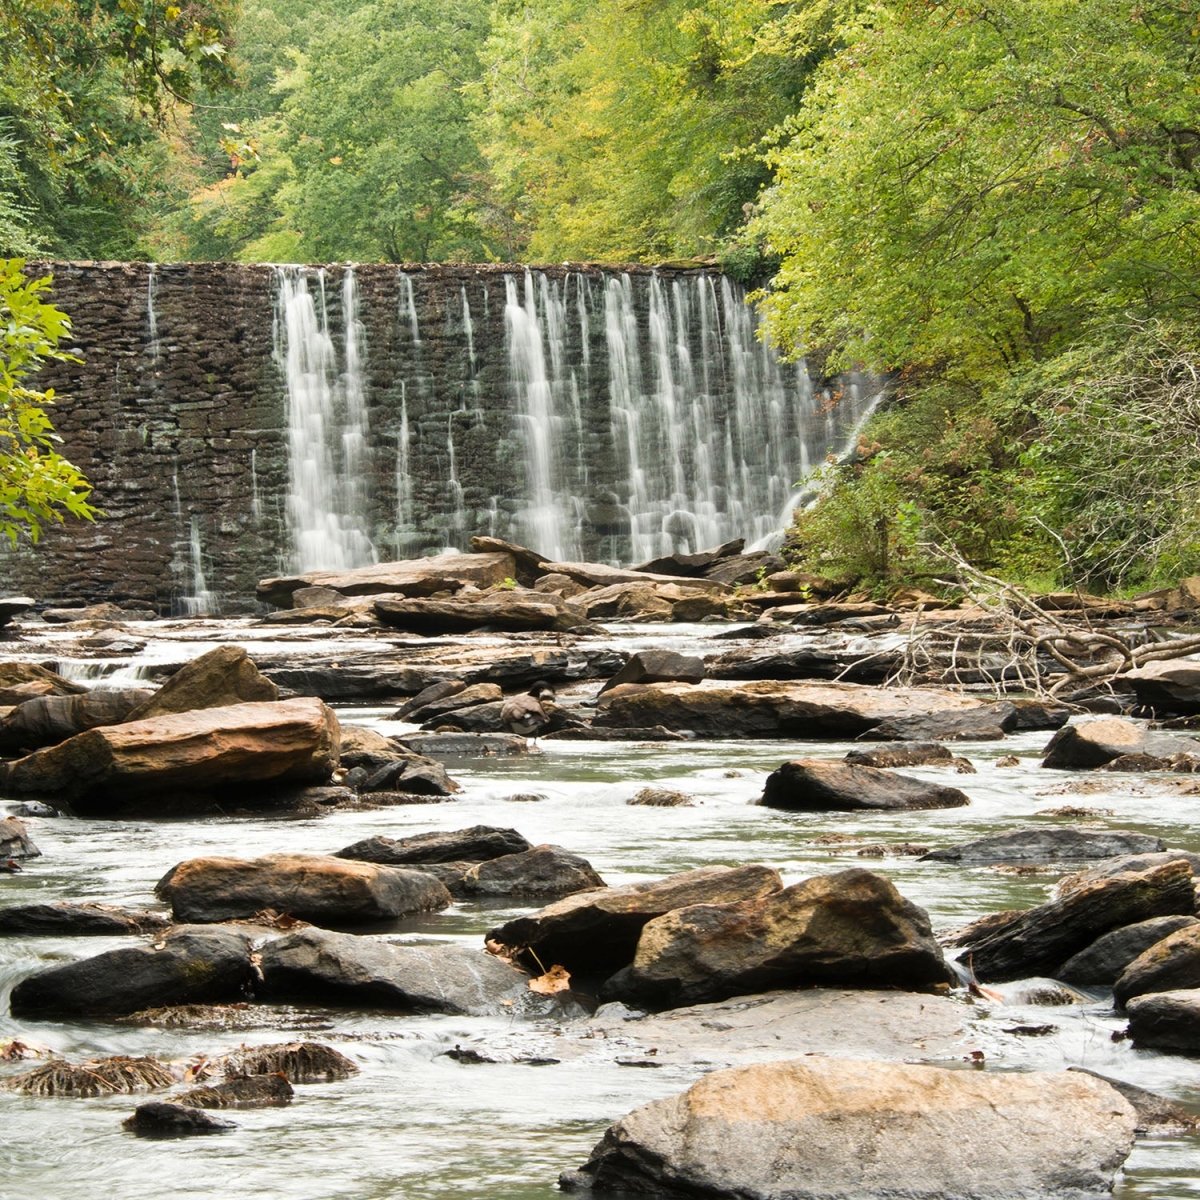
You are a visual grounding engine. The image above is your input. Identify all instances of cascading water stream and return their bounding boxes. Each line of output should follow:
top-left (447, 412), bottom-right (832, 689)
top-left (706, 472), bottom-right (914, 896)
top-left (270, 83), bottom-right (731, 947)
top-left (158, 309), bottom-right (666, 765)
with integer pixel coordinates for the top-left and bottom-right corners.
top-left (275, 265), bottom-right (377, 571)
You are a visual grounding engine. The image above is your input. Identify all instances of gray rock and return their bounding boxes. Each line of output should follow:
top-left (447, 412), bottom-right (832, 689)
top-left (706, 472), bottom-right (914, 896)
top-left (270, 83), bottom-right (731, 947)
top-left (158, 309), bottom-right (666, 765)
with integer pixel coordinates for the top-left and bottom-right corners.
top-left (0, 902), bottom-right (170, 936)
top-left (1126, 988), bottom-right (1200, 1053)
top-left (399, 732), bottom-right (530, 758)
top-left (0, 688), bottom-right (153, 753)
top-left (459, 845), bottom-right (605, 899)
top-left (256, 928), bottom-right (540, 1015)
top-left (1059, 916), bottom-right (1200, 986)
top-left (10, 926), bottom-right (255, 1018)
top-left (560, 1058), bottom-right (1136, 1198)
top-left (394, 679), bottom-right (469, 719)
top-left (336, 825), bottom-right (532, 865)
top-left (0, 815), bottom-right (40, 860)
top-left (843, 741), bottom-right (955, 769)
top-left (921, 827), bottom-right (1167, 865)
top-left (1113, 925), bottom-right (1200, 1008)
top-left (1041, 717), bottom-right (1200, 769)
top-left (598, 651), bottom-right (706, 695)
top-left (1068, 1068), bottom-right (1200, 1135)
top-left (1124, 658), bottom-right (1200, 715)
top-left (155, 853), bottom-right (451, 925)
top-left (404, 682), bottom-right (503, 724)
top-left (0, 597), bottom-right (34, 628)
top-left (759, 759), bottom-right (970, 812)
top-left (857, 703), bottom-right (1018, 742)
top-left (1055, 851), bottom-right (1200, 896)
top-left (602, 868), bottom-right (953, 1010)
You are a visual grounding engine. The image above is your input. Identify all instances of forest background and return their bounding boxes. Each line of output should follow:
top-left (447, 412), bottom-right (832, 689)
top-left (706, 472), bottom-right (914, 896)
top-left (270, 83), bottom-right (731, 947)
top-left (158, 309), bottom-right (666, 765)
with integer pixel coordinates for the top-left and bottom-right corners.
top-left (2, 0), bottom-right (1198, 592)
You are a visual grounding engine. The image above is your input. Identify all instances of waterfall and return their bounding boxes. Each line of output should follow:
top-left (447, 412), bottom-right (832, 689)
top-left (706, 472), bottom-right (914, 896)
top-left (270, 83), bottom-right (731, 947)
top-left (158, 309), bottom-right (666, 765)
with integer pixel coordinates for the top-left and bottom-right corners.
top-left (274, 265), bottom-right (377, 571)
top-left (181, 517), bottom-right (217, 616)
top-left (146, 264), bottom-right (160, 363)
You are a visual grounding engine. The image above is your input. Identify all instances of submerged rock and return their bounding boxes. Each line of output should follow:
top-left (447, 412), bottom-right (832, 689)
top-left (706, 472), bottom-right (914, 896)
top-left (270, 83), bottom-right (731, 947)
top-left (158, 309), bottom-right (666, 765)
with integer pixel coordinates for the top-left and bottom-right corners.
top-left (155, 853), bottom-right (451, 925)
top-left (257, 928), bottom-right (539, 1015)
top-left (10, 926), bottom-right (256, 1018)
top-left (602, 868), bottom-right (954, 1009)
top-left (843, 741), bottom-right (956, 769)
top-left (487, 864), bottom-right (783, 977)
top-left (559, 1058), bottom-right (1136, 1199)
top-left (759, 759), bottom-right (969, 812)
top-left (1, 697), bottom-right (341, 815)
top-left (123, 1101), bottom-right (236, 1137)
top-left (921, 827), bottom-right (1167, 865)
top-left (177, 1073), bottom-right (294, 1109)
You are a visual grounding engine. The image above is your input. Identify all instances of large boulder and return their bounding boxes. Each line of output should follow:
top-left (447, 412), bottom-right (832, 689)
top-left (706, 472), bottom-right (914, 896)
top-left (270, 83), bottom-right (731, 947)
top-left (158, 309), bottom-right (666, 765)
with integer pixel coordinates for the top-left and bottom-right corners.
top-left (1040, 717), bottom-right (1200, 769)
top-left (1058, 916), bottom-right (1200, 986)
top-left (124, 645), bottom-right (278, 720)
top-left (374, 594), bottom-right (585, 634)
top-left (0, 662), bottom-right (86, 701)
top-left (336, 825), bottom-right (532, 865)
top-left (594, 680), bottom-right (994, 739)
top-left (0, 688), bottom-right (153, 753)
top-left (560, 1058), bottom-right (1136, 1199)
top-left (256, 928), bottom-right (540, 1015)
top-left (602, 868), bottom-right (954, 1009)
top-left (1, 697), bottom-right (340, 815)
top-left (1113, 925), bottom-right (1200, 1008)
top-left (458, 846), bottom-right (605, 899)
top-left (952, 861), bottom-right (1197, 982)
top-left (155, 853), bottom-right (451, 925)
top-left (1124, 658), bottom-right (1200, 715)
top-left (759, 759), bottom-right (969, 812)
top-left (921, 827), bottom-right (1167, 865)
top-left (486, 865), bottom-right (783, 976)
top-left (1125, 989), bottom-right (1200, 1054)
top-left (257, 552), bottom-right (518, 608)
top-left (1054, 851), bottom-right (1200, 896)
top-left (10, 926), bottom-right (255, 1018)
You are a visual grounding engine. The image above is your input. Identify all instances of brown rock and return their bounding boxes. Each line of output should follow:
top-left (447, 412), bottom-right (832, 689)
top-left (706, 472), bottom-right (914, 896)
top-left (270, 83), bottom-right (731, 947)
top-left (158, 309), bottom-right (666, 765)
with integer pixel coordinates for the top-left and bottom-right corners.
top-left (1113, 925), bottom-right (1200, 1008)
top-left (124, 645), bottom-right (279, 720)
top-left (2, 698), bottom-right (340, 815)
top-left (374, 594), bottom-right (585, 633)
top-left (0, 688), bottom-right (154, 753)
top-left (759, 759), bottom-right (970, 812)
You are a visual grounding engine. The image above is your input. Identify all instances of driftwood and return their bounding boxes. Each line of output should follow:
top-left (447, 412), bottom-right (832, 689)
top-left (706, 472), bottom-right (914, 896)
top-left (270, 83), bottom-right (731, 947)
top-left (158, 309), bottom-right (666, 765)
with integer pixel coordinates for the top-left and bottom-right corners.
top-left (889, 547), bottom-right (1200, 700)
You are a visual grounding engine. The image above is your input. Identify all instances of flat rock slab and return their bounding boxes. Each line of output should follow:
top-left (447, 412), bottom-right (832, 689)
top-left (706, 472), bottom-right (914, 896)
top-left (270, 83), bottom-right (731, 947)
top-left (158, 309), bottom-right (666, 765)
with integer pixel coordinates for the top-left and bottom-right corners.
top-left (0, 901), bottom-right (170, 936)
top-left (487, 864), bottom-right (783, 977)
top-left (594, 680), bottom-right (994, 739)
top-left (1, 697), bottom-right (340, 814)
top-left (10, 926), bottom-right (255, 1018)
top-left (856, 703), bottom-right (1018, 742)
top-left (603, 868), bottom-right (953, 1010)
top-left (759, 759), bottom-right (969, 812)
top-left (539, 561), bottom-right (729, 591)
top-left (399, 732), bottom-right (530, 758)
top-left (560, 1058), bottom-right (1136, 1199)
top-left (922, 827), bottom-right (1168, 864)
top-left (374, 595), bottom-right (584, 634)
top-left (257, 552), bottom-right (517, 607)
top-left (336, 825), bottom-right (532, 865)
top-left (257, 928), bottom-right (542, 1015)
top-left (156, 853), bottom-right (451, 925)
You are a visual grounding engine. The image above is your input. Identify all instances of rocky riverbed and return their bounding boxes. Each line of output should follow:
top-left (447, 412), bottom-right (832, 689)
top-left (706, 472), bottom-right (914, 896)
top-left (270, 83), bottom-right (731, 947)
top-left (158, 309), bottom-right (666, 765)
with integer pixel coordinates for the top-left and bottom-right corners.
top-left (1, 549), bottom-right (1199, 1199)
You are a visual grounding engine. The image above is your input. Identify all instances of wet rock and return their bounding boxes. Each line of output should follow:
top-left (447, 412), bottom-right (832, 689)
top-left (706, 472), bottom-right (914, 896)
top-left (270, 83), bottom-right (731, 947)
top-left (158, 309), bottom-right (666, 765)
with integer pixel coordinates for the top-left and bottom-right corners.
top-left (921, 828), bottom-right (1167, 865)
top-left (953, 861), bottom-right (1197, 982)
top-left (123, 1101), bottom-right (236, 1137)
top-left (0, 816), bottom-right (40, 860)
top-left (594, 680), bottom-right (993, 739)
top-left (124, 645), bottom-right (279, 720)
top-left (43, 602), bottom-right (155, 624)
top-left (632, 540), bottom-right (745, 578)
top-left (627, 788), bottom-right (694, 807)
top-left (1113, 925), bottom-right (1200, 1008)
top-left (1102, 751), bottom-right (1200, 772)
top-left (0, 901), bottom-right (169, 936)
top-left (559, 1058), bottom-right (1136, 1199)
top-left (10, 926), bottom-right (255, 1018)
top-left (857, 702), bottom-right (1018, 742)
top-left (486, 864), bottom-right (782, 977)
top-left (0, 597), bottom-right (34, 628)
top-left (399, 732), bottom-right (530, 758)
top-left (355, 753), bottom-right (459, 797)
top-left (700, 551), bottom-right (785, 586)
top-left (1054, 851), bottom-right (1200, 896)
top-left (543, 725), bottom-right (687, 742)
top-left (336, 825), bottom-right (532, 866)
top-left (598, 650), bottom-right (706, 694)
top-left (540, 560), bottom-right (729, 592)
top-left (762, 600), bottom-right (894, 626)
top-left (221, 1040), bottom-right (358, 1082)
top-left (468, 535), bottom-right (549, 586)
top-left (394, 679), bottom-right (470, 719)
top-left (257, 928), bottom-right (538, 1015)
top-left (843, 741), bottom-right (956, 769)
top-left (758, 759), bottom-right (969, 812)
top-left (706, 644), bottom-right (903, 686)
top-left (1008, 699), bottom-right (1073, 731)
top-left (257, 552), bottom-right (518, 608)
top-left (1125, 989), bottom-right (1200, 1054)
top-left (0, 662), bottom-right (86, 699)
top-left (1124, 659), bottom-right (1200, 716)
top-left (155, 853), bottom-right (451, 925)
top-left (374, 594), bottom-right (585, 634)
top-left (459, 846), bottom-right (605, 899)
top-left (1069, 1068), bottom-right (1200, 1136)
top-left (602, 868), bottom-right (953, 1009)
top-left (1, 697), bottom-right (341, 815)
top-left (0, 688), bottom-right (153, 753)
top-left (1058, 916), bottom-right (1200, 986)
top-left (1041, 717), bottom-right (1200, 769)
top-left (404, 682), bottom-right (503, 724)
top-left (178, 1073), bottom-right (294, 1109)
top-left (263, 660), bottom-right (436, 701)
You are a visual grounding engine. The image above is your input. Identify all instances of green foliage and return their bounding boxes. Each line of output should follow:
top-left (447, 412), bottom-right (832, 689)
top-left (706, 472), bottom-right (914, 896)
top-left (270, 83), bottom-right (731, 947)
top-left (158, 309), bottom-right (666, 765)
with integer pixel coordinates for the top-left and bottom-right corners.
top-left (0, 260), bottom-right (96, 544)
top-left (755, 0), bottom-right (1200, 373)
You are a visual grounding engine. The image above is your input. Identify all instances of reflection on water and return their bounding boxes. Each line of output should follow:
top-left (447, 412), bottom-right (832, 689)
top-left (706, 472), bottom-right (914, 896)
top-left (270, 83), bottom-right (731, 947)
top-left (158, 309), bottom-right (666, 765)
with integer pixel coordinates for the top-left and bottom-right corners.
top-left (1, 625), bottom-right (1198, 1198)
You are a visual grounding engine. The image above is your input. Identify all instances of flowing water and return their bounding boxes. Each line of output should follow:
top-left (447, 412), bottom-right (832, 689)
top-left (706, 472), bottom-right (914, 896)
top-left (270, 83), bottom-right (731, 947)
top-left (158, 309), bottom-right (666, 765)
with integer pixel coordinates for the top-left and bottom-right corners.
top-left (1, 621), bottom-right (1198, 1198)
